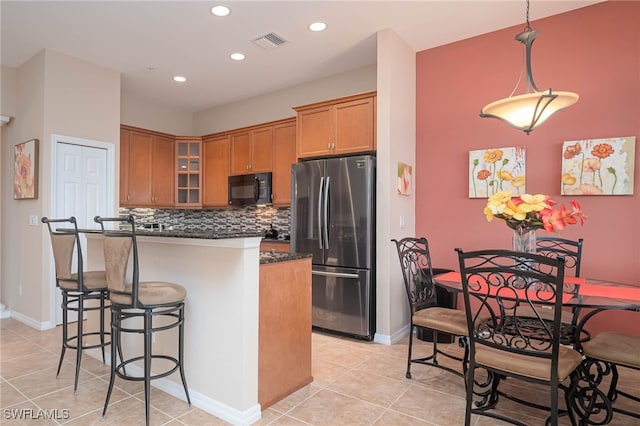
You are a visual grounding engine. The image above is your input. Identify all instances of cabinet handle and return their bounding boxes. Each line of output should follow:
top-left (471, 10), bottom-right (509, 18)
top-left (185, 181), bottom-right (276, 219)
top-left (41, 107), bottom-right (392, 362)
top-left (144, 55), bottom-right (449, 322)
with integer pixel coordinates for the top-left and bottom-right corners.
top-left (127, 195), bottom-right (130, 201)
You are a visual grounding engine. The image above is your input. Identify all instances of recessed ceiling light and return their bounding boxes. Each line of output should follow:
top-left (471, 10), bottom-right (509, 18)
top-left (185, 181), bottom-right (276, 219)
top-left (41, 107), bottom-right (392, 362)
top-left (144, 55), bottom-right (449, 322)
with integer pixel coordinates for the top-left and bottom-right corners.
top-left (173, 76), bottom-right (187, 82)
top-left (309, 22), bottom-right (327, 32)
top-left (211, 5), bottom-right (230, 17)
top-left (230, 52), bottom-right (245, 61)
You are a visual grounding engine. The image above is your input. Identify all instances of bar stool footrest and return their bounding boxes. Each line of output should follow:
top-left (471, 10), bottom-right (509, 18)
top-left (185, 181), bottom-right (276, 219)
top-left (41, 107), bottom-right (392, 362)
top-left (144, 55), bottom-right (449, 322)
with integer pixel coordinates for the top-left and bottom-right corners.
top-left (115, 355), bottom-right (180, 382)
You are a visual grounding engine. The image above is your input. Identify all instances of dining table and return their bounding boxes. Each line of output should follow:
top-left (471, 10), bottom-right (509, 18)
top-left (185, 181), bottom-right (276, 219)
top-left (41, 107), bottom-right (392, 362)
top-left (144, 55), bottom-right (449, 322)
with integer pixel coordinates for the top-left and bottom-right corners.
top-left (434, 271), bottom-right (640, 425)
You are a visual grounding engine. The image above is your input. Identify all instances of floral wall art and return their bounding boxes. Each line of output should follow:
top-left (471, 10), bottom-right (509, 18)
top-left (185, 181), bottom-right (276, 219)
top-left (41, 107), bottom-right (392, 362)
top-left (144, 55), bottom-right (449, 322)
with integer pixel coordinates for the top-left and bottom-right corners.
top-left (561, 136), bottom-right (636, 195)
top-left (469, 147), bottom-right (526, 198)
top-left (14, 139), bottom-right (38, 200)
top-left (397, 162), bottom-right (412, 195)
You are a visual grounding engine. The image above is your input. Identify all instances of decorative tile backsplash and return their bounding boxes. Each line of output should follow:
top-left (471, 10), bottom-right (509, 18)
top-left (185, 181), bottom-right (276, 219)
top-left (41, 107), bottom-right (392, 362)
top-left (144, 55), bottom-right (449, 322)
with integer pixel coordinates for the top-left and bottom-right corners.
top-left (119, 206), bottom-right (291, 236)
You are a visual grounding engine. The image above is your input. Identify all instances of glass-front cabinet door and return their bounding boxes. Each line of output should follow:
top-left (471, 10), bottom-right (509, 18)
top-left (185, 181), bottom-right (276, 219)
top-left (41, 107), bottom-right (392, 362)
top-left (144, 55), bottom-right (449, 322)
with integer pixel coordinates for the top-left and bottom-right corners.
top-left (175, 137), bottom-right (202, 208)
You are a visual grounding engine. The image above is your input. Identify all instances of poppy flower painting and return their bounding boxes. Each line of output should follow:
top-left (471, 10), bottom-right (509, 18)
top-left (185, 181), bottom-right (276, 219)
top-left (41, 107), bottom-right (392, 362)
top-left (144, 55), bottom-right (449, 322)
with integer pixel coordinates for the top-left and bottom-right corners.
top-left (561, 137), bottom-right (635, 195)
top-left (469, 147), bottom-right (526, 198)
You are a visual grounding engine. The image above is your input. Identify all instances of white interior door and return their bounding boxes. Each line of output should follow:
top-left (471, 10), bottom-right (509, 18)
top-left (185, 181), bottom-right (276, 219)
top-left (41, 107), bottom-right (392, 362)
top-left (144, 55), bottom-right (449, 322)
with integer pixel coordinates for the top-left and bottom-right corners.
top-left (52, 136), bottom-right (114, 325)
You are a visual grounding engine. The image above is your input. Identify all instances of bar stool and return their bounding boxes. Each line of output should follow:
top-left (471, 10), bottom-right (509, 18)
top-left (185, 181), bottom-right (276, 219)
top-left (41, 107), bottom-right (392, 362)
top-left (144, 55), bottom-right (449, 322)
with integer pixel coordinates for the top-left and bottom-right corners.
top-left (42, 216), bottom-right (111, 392)
top-left (94, 215), bottom-right (190, 426)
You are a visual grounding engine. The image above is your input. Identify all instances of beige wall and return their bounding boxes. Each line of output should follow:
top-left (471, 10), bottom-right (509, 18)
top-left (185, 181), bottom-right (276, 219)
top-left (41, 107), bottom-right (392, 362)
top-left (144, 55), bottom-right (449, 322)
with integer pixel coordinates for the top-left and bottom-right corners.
top-left (194, 64), bottom-right (377, 135)
top-left (375, 30), bottom-right (416, 343)
top-left (1, 49), bottom-right (120, 326)
top-left (121, 90), bottom-right (194, 136)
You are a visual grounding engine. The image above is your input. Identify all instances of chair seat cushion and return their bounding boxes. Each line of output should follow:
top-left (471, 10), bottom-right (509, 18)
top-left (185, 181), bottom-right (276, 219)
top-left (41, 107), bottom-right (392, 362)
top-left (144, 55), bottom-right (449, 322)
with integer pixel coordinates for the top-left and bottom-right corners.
top-left (581, 332), bottom-right (640, 369)
top-left (413, 307), bottom-right (468, 336)
top-left (59, 271), bottom-right (107, 291)
top-left (476, 344), bottom-right (583, 381)
top-left (110, 281), bottom-right (187, 307)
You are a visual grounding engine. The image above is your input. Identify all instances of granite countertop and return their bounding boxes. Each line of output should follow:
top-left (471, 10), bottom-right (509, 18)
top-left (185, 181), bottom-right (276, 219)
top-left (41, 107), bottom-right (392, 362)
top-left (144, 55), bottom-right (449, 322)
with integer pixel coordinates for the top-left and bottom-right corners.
top-left (73, 228), bottom-right (309, 264)
top-left (259, 251), bottom-right (311, 264)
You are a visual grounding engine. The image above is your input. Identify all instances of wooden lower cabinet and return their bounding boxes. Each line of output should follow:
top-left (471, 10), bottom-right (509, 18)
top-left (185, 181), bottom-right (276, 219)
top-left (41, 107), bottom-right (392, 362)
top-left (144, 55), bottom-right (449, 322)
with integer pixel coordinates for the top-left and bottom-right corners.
top-left (258, 257), bottom-right (312, 408)
top-left (260, 241), bottom-right (290, 252)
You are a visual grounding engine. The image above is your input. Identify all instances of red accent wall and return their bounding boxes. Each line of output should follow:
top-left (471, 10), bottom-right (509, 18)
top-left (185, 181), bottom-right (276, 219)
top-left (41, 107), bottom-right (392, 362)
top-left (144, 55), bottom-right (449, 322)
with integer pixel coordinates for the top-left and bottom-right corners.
top-left (416, 1), bottom-right (640, 335)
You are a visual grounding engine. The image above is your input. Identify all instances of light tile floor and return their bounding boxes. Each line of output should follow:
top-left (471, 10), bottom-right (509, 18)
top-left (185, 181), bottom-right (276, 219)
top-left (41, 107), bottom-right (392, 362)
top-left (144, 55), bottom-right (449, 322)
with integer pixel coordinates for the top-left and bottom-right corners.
top-left (1, 318), bottom-right (638, 425)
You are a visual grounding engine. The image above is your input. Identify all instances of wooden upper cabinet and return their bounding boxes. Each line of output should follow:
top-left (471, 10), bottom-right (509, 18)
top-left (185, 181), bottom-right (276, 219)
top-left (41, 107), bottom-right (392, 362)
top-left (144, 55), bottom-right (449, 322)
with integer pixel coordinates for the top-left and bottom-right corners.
top-left (295, 91), bottom-right (376, 159)
top-left (271, 120), bottom-right (296, 206)
top-left (251, 126), bottom-right (273, 172)
top-left (120, 126), bottom-right (174, 207)
top-left (150, 134), bottom-right (175, 207)
top-left (202, 134), bottom-right (230, 208)
top-left (230, 126), bottom-right (273, 175)
top-left (119, 128), bottom-right (130, 205)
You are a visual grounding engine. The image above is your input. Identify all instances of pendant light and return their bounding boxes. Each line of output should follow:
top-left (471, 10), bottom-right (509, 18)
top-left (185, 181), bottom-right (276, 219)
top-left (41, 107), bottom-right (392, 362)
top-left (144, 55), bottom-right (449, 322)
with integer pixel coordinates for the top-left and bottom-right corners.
top-left (480, 0), bottom-right (578, 134)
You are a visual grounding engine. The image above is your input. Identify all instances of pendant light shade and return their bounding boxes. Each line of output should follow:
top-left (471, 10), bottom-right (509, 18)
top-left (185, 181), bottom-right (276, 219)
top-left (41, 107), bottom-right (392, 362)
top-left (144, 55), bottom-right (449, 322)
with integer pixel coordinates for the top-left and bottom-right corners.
top-left (480, 1), bottom-right (578, 134)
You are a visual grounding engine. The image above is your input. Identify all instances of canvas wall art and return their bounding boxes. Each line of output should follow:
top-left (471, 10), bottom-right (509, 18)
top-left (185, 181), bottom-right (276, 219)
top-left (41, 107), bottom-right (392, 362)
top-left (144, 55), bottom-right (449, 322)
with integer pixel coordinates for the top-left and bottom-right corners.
top-left (14, 139), bottom-right (38, 200)
top-left (561, 136), bottom-right (635, 195)
top-left (469, 147), bottom-right (526, 198)
top-left (397, 162), bottom-right (412, 195)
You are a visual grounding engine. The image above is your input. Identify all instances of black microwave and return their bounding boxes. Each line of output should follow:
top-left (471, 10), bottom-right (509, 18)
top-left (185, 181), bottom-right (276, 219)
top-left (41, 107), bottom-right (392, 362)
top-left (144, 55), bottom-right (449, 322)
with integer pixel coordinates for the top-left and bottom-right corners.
top-left (228, 173), bottom-right (272, 206)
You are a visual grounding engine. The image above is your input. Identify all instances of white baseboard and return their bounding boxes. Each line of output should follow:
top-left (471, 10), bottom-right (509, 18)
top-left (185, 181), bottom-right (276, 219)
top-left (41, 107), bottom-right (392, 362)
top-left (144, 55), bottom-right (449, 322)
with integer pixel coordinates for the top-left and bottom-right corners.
top-left (9, 310), bottom-right (56, 330)
top-left (85, 349), bottom-right (261, 426)
top-left (373, 323), bottom-right (410, 345)
top-left (0, 304), bottom-right (11, 319)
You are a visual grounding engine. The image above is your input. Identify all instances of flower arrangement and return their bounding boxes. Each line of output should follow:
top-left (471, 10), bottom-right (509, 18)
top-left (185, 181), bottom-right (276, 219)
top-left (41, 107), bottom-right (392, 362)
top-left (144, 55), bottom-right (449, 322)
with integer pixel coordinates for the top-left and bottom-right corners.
top-left (484, 190), bottom-right (586, 233)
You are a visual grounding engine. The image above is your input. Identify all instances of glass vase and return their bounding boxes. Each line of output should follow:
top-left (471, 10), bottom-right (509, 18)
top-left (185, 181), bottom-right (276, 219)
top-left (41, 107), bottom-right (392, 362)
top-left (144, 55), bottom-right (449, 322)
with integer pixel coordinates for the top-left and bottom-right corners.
top-left (512, 229), bottom-right (537, 253)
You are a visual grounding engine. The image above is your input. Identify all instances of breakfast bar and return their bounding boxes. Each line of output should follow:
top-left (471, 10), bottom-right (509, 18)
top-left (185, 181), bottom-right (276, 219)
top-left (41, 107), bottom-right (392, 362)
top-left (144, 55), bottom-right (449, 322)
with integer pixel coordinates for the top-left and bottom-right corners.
top-left (84, 231), bottom-right (312, 425)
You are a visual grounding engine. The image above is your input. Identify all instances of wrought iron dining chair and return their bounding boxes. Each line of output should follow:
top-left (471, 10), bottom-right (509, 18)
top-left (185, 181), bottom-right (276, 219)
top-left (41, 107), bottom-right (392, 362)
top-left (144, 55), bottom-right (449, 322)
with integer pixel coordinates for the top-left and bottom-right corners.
top-left (456, 248), bottom-right (583, 426)
top-left (517, 237), bottom-right (588, 345)
top-left (392, 237), bottom-right (468, 379)
top-left (95, 215), bottom-right (190, 426)
top-left (571, 308), bottom-right (640, 425)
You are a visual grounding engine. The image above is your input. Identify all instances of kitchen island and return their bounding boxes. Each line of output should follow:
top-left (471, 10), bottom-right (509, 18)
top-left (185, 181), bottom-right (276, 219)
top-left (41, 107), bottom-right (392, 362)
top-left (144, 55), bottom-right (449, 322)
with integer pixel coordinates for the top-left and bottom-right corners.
top-left (84, 231), bottom-right (312, 425)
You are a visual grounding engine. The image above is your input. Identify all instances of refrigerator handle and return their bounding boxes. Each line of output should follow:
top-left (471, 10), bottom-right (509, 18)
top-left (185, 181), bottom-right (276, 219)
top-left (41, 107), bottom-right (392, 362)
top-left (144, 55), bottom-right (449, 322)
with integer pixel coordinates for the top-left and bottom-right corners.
top-left (317, 176), bottom-right (324, 249)
top-left (323, 176), bottom-right (330, 249)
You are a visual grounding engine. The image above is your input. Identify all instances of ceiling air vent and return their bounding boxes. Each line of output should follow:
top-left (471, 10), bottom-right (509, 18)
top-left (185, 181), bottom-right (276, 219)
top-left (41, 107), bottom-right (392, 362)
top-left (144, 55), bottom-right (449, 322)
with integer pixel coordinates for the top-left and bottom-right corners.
top-left (252, 32), bottom-right (289, 50)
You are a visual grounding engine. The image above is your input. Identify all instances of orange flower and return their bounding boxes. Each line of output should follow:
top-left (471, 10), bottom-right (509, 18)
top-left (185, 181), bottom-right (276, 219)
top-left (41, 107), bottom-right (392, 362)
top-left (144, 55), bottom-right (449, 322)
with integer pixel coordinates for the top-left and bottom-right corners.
top-left (483, 149), bottom-right (503, 164)
top-left (591, 143), bottom-right (614, 159)
top-left (563, 143), bottom-right (582, 159)
top-left (477, 169), bottom-right (491, 180)
top-left (484, 190), bottom-right (586, 234)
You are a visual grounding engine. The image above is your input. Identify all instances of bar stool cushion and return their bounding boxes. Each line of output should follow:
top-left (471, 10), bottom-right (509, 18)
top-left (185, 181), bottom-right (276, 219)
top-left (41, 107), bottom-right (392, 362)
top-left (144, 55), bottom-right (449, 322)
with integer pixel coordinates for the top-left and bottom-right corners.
top-left (413, 307), bottom-right (468, 336)
top-left (581, 332), bottom-right (640, 369)
top-left (59, 271), bottom-right (108, 291)
top-left (110, 281), bottom-right (186, 307)
top-left (476, 344), bottom-right (583, 381)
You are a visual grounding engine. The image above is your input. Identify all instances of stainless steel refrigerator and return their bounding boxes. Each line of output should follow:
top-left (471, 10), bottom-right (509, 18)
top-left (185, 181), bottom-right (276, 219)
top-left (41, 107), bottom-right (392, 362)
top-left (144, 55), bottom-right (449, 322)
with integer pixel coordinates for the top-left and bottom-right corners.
top-left (291, 155), bottom-right (375, 340)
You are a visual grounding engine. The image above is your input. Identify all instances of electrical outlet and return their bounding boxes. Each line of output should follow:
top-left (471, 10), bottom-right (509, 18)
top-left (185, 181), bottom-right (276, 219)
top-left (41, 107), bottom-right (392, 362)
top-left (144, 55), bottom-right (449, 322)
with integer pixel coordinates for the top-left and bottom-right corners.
top-left (29, 215), bottom-right (39, 226)
top-left (19, 285), bottom-right (22, 296)
top-left (399, 215), bottom-right (405, 229)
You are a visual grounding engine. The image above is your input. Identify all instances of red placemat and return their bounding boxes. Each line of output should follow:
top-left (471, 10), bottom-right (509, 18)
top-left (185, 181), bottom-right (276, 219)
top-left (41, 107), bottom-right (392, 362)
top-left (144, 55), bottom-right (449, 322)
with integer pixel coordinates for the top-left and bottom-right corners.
top-left (578, 284), bottom-right (640, 302)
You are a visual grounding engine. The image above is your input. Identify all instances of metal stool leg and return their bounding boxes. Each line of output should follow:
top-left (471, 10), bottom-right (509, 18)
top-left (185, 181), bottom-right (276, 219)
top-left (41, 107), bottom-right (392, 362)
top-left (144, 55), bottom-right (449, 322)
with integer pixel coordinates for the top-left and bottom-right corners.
top-left (143, 310), bottom-right (152, 426)
top-left (178, 304), bottom-right (191, 405)
top-left (99, 293), bottom-right (107, 364)
top-left (56, 292), bottom-right (68, 378)
top-left (102, 308), bottom-right (118, 418)
top-left (74, 293), bottom-right (84, 393)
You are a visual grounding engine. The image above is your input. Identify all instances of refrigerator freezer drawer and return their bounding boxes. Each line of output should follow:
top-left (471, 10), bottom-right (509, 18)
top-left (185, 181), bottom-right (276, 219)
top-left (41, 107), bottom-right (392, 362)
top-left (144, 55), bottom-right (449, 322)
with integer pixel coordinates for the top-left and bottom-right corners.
top-left (311, 266), bottom-right (374, 340)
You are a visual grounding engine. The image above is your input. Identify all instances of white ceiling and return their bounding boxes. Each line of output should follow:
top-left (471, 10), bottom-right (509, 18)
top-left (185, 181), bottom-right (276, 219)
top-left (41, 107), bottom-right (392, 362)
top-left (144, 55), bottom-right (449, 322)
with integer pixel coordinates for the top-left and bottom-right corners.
top-left (1, 0), bottom-right (600, 113)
